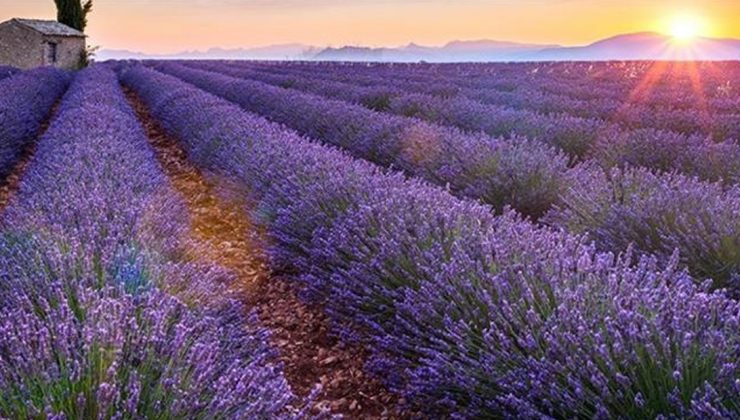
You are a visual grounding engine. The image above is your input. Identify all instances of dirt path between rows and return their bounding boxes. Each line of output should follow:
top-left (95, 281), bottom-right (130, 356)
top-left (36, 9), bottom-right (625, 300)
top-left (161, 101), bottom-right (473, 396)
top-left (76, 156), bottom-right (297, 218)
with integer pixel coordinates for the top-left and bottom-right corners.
top-left (0, 102), bottom-right (60, 212)
top-left (124, 88), bottom-right (413, 419)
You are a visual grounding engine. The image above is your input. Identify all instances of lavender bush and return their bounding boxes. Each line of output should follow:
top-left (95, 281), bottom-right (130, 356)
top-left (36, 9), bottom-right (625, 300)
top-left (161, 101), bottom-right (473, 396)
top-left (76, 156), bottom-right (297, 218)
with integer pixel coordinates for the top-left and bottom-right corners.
top-left (0, 268), bottom-right (291, 419)
top-left (546, 165), bottom-right (740, 292)
top-left (0, 67), bottom-right (70, 179)
top-left (0, 66), bottom-right (295, 419)
top-left (122, 64), bottom-right (739, 419)
top-left (591, 128), bottom-right (740, 184)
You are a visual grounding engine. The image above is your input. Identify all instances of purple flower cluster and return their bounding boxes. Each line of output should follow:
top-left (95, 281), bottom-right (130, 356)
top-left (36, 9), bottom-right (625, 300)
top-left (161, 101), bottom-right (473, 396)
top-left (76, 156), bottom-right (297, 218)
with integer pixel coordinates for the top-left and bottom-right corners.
top-left (0, 67), bottom-right (71, 179)
top-left (153, 61), bottom-right (571, 220)
top-left (121, 64), bottom-right (740, 419)
top-left (0, 66), bottom-right (294, 418)
top-left (467, 86), bottom-right (739, 141)
top-left (0, 278), bottom-right (292, 418)
top-left (434, 61), bottom-right (739, 105)
top-left (546, 165), bottom-right (740, 292)
top-left (592, 128), bottom-right (739, 184)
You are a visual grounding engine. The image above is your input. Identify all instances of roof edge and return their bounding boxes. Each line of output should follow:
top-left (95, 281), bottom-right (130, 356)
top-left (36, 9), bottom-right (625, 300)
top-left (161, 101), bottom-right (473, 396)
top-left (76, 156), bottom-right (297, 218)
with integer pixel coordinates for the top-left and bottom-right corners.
top-left (9, 18), bottom-right (87, 38)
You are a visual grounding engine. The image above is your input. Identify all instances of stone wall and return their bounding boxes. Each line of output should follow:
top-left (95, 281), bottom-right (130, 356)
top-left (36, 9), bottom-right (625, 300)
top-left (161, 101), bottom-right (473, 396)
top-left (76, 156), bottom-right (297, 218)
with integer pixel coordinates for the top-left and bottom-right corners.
top-left (43, 35), bottom-right (86, 70)
top-left (0, 22), bottom-right (44, 69)
top-left (0, 21), bottom-right (85, 70)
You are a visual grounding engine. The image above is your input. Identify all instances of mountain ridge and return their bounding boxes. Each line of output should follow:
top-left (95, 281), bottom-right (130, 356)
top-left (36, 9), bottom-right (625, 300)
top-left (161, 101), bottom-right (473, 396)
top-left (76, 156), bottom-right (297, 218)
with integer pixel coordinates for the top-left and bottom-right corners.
top-left (535, 32), bottom-right (740, 61)
top-left (97, 32), bottom-right (740, 62)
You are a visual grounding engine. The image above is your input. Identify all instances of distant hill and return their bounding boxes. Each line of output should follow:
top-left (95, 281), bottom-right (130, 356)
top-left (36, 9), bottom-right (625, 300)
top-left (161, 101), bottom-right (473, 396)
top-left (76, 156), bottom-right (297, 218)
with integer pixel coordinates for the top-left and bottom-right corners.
top-left (532, 32), bottom-right (740, 61)
top-left (313, 34), bottom-right (740, 61)
top-left (97, 44), bottom-right (320, 61)
top-left (98, 33), bottom-right (740, 62)
top-left (99, 40), bottom-right (557, 62)
top-left (313, 40), bottom-right (559, 62)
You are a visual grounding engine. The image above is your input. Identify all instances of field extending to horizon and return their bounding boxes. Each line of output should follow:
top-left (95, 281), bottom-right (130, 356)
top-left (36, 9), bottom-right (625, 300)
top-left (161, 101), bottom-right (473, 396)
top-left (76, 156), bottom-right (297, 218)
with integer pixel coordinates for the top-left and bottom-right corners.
top-left (0, 60), bottom-right (738, 418)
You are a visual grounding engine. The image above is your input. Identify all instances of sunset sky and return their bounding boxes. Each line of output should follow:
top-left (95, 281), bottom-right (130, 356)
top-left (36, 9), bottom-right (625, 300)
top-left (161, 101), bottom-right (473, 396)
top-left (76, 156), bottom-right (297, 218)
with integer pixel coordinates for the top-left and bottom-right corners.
top-left (1, 0), bottom-right (739, 53)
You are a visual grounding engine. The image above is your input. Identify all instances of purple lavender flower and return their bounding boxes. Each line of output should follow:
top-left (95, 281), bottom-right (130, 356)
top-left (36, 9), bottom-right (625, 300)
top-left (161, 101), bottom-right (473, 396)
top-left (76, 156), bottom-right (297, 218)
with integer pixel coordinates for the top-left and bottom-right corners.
top-left (0, 66), bottom-right (294, 419)
top-left (546, 164), bottom-right (740, 292)
top-left (0, 67), bottom-right (70, 179)
top-left (121, 64), bottom-right (739, 419)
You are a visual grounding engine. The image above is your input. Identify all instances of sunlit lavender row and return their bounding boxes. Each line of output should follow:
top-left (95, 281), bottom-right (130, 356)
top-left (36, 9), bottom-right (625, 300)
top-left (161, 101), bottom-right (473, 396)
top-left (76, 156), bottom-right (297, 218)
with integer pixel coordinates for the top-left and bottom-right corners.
top-left (236, 61), bottom-right (740, 131)
top-left (120, 63), bottom-right (739, 418)
top-left (151, 60), bottom-right (739, 291)
top-left (188, 60), bottom-right (739, 175)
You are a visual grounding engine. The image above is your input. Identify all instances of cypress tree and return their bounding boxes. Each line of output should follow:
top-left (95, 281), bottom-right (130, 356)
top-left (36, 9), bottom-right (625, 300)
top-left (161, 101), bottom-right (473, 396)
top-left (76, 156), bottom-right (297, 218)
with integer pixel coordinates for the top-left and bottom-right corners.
top-left (81, 1), bottom-right (93, 31)
top-left (54, 0), bottom-right (93, 32)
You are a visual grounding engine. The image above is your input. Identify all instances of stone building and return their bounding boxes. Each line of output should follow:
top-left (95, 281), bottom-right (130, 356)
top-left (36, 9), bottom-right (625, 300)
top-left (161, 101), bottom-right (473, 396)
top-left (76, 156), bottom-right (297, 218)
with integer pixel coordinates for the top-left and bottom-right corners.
top-left (0, 18), bottom-right (86, 70)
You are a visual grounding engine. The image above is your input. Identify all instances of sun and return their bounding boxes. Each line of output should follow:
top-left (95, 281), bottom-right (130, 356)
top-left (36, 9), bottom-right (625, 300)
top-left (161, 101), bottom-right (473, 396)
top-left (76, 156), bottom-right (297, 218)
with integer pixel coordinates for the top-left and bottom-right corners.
top-left (668, 14), bottom-right (705, 41)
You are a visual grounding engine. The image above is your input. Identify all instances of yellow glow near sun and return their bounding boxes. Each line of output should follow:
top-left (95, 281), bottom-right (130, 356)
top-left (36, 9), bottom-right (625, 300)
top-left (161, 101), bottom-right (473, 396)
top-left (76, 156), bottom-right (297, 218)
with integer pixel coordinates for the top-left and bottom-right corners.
top-left (668, 14), bottom-right (706, 41)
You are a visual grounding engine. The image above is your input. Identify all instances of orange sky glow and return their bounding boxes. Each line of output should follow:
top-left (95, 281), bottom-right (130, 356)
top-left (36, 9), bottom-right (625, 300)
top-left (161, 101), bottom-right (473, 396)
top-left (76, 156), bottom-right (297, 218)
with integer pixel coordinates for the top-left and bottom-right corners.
top-left (1, 0), bottom-right (739, 53)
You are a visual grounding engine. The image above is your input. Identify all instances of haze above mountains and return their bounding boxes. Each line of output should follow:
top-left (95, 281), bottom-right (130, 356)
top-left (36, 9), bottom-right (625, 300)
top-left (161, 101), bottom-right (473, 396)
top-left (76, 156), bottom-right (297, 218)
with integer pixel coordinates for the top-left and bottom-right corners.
top-left (99, 32), bottom-right (740, 62)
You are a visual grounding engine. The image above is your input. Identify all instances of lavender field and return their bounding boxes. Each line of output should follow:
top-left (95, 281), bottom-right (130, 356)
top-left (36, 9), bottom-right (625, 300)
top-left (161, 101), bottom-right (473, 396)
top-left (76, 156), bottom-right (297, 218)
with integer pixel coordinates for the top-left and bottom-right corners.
top-left (0, 61), bottom-right (738, 418)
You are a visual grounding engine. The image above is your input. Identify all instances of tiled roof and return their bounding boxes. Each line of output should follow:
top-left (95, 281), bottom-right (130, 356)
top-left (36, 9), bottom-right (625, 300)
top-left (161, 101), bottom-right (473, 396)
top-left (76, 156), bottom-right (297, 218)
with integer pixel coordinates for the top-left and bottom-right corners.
top-left (10, 18), bottom-right (86, 37)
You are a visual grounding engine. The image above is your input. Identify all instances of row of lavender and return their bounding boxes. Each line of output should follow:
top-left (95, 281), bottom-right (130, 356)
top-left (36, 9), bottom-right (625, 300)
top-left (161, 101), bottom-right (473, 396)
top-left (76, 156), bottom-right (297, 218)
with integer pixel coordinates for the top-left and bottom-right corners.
top-left (0, 67), bottom-right (70, 179)
top-left (185, 60), bottom-right (635, 160)
top-left (246, 61), bottom-right (740, 105)
top-left (153, 61), bottom-right (570, 216)
top-left (121, 64), bottom-right (739, 419)
top-left (376, 61), bottom-right (738, 112)
top-left (401, 61), bottom-right (740, 106)
top-left (184, 60), bottom-right (739, 182)
top-left (151, 62), bottom-right (739, 292)
top-left (238, 61), bottom-right (722, 103)
top-left (242, 61), bottom-right (740, 134)
top-left (0, 66), bottom-right (295, 418)
top-left (240, 63), bottom-right (740, 140)
top-left (256, 60), bottom-right (738, 134)
top-left (276, 61), bottom-right (739, 104)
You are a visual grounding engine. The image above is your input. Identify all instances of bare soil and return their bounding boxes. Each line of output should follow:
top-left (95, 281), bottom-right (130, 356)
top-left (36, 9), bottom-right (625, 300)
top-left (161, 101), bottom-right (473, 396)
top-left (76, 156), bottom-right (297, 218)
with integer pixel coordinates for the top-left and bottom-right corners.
top-left (124, 88), bottom-right (414, 419)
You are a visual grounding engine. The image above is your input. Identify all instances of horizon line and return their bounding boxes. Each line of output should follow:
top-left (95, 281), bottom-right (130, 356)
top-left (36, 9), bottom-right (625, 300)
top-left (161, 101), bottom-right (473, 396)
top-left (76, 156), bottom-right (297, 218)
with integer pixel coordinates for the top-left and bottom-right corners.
top-left (98, 30), bottom-right (740, 56)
